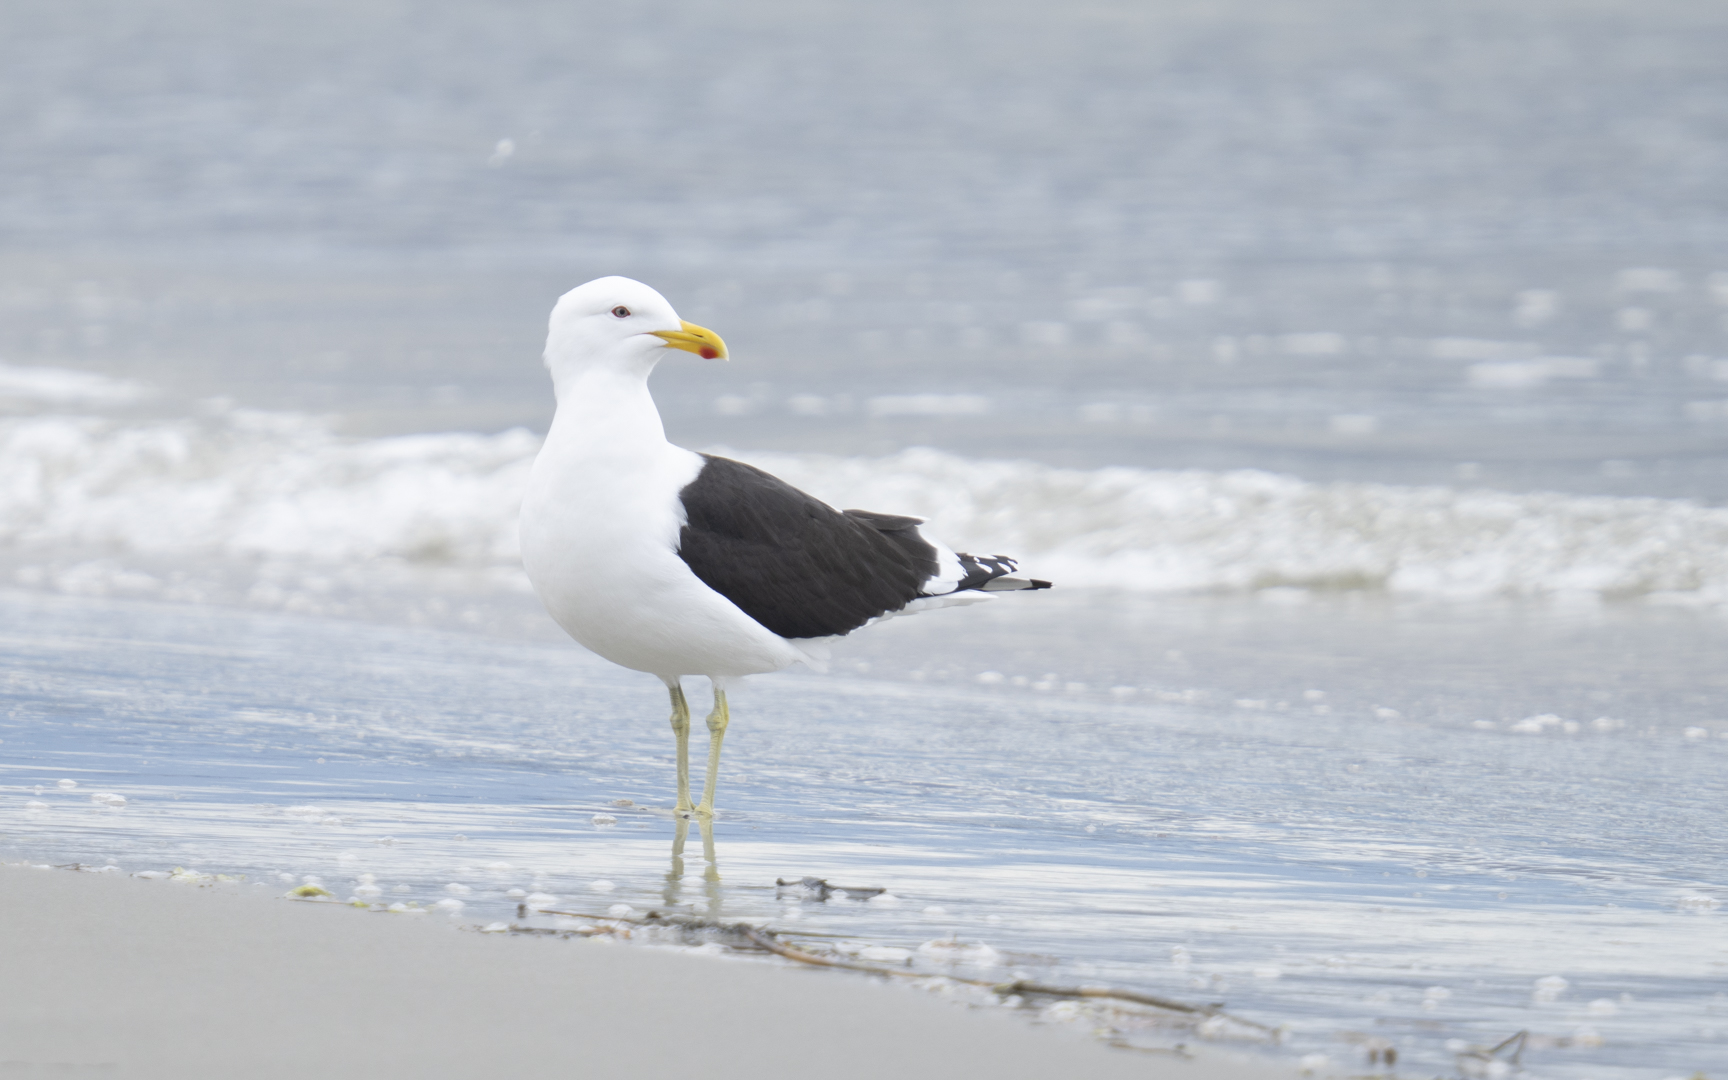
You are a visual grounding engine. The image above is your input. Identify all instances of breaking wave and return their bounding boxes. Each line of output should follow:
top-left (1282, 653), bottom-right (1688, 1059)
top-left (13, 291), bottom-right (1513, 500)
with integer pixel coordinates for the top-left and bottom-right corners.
top-left (744, 449), bottom-right (1728, 601)
top-left (3, 400), bottom-right (1727, 607)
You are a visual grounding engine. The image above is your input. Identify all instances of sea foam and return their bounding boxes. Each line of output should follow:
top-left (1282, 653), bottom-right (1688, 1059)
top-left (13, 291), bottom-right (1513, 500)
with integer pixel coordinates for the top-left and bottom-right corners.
top-left (3, 400), bottom-right (1727, 606)
top-left (741, 447), bottom-right (1728, 601)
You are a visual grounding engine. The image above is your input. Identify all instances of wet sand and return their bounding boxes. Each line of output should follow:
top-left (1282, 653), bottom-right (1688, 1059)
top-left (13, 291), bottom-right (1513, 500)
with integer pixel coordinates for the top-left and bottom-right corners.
top-left (0, 864), bottom-right (1295, 1079)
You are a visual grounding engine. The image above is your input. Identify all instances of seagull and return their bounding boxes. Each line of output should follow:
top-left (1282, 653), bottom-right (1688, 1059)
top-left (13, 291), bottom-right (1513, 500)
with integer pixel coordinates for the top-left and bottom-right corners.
top-left (520, 277), bottom-right (1050, 817)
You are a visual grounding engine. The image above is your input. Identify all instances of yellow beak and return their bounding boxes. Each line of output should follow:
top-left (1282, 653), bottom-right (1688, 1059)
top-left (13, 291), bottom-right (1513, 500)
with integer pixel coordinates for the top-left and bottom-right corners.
top-left (650, 321), bottom-right (728, 360)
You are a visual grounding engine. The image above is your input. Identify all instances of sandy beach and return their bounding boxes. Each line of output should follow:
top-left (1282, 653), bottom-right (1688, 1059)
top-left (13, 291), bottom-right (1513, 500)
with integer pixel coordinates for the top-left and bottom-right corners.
top-left (1, 864), bottom-right (1297, 1079)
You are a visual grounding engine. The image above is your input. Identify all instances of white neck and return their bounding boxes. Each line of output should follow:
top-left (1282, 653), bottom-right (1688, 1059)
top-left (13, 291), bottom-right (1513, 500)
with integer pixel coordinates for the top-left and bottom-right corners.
top-left (545, 364), bottom-right (670, 459)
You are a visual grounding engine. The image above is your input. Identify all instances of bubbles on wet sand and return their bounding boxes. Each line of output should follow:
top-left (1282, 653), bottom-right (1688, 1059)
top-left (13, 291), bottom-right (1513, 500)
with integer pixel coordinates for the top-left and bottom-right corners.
top-left (857, 945), bottom-right (913, 964)
top-left (917, 938), bottom-right (1001, 966)
top-left (1532, 975), bottom-right (1569, 1003)
top-left (1510, 714), bottom-right (1571, 734)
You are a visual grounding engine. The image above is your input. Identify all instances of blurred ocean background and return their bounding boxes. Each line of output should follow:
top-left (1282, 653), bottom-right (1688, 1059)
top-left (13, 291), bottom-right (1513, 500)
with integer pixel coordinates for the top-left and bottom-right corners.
top-left (3, 2), bottom-right (1726, 1077)
top-left (5, 0), bottom-right (1728, 609)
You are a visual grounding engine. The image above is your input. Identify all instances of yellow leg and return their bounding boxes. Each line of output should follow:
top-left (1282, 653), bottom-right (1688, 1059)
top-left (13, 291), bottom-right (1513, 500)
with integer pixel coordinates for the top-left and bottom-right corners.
top-left (667, 683), bottom-right (694, 815)
top-left (693, 687), bottom-right (729, 817)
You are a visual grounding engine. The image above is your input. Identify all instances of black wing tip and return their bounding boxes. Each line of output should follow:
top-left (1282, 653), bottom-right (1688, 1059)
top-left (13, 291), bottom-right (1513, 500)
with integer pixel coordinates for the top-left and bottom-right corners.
top-left (955, 552), bottom-right (1053, 593)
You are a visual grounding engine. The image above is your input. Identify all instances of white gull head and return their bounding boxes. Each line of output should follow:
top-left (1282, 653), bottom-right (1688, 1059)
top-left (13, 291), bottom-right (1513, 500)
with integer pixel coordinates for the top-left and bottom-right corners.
top-left (544, 276), bottom-right (726, 395)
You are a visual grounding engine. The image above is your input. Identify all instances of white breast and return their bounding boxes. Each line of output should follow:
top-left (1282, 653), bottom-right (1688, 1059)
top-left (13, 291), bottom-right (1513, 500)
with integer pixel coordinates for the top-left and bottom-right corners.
top-left (519, 379), bottom-right (810, 680)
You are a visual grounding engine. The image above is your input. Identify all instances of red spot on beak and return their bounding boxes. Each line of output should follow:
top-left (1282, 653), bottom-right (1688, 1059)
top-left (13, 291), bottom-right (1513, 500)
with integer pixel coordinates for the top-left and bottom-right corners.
top-left (699, 346), bottom-right (718, 359)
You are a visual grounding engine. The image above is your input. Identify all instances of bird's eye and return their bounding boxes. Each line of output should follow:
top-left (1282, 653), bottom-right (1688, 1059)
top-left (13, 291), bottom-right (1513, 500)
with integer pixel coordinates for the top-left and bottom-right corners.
top-left (611, 305), bottom-right (631, 318)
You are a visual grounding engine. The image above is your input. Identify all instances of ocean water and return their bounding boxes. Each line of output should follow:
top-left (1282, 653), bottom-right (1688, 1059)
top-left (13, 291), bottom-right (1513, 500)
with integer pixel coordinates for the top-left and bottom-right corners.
top-left (4, 0), bottom-right (1727, 1076)
top-left (6, 389), bottom-right (1728, 610)
top-left (4, 0), bottom-right (1728, 497)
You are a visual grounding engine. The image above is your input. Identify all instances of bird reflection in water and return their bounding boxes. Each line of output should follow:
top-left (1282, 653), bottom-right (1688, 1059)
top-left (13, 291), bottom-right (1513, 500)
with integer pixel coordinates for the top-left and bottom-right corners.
top-left (664, 816), bottom-right (722, 916)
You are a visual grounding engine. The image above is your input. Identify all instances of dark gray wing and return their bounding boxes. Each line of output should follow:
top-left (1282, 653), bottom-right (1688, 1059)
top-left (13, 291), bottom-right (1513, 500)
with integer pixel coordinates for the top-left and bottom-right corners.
top-left (676, 454), bottom-right (940, 639)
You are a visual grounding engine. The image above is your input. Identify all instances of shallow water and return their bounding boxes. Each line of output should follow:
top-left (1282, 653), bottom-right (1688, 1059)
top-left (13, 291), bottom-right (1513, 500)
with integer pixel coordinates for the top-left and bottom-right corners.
top-left (4, 588), bottom-right (1724, 1078)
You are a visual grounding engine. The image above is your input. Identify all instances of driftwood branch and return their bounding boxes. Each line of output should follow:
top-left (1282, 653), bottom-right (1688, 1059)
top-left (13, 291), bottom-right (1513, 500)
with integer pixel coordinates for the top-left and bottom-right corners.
top-left (735, 926), bottom-right (1276, 1036)
top-left (518, 908), bottom-right (1274, 1038)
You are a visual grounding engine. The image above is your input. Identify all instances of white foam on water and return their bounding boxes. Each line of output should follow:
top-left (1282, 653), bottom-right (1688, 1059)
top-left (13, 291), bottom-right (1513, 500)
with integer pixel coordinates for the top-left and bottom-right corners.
top-left (0, 364), bottom-right (151, 407)
top-left (0, 406), bottom-right (533, 568)
top-left (735, 447), bottom-right (1728, 602)
top-left (5, 386), bottom-right (1728, 605)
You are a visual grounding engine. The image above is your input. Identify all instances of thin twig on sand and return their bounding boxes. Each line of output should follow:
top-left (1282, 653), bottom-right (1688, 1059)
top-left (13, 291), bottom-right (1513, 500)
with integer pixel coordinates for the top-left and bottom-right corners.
top-left (520, 908), bottom-right (1274, 1037)
top-left (739, 926), bottom-right (1273, 1034)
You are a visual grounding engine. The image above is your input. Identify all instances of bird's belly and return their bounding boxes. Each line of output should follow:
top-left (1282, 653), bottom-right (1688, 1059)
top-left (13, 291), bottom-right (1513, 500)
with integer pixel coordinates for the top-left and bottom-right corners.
top-left (521, 499), bottom-right (801, 679)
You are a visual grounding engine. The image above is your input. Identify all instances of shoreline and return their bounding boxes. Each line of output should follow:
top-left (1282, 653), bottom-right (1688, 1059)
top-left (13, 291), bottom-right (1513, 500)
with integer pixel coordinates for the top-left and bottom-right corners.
top-left (1, 862), bottom-right (1296, 1079)
top-left (6, 589), bottom-right (1722, 1078)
